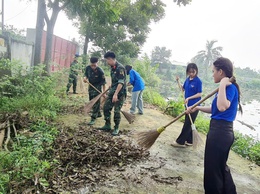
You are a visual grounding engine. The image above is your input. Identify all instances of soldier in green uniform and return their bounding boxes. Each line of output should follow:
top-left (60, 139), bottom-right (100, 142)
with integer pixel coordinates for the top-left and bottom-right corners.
top-left (99, 51), bottom-right (126, 136)
top-left (66, 54), bottom-right (80, 94)
top-left (83, 57), bottom-right (106, 125)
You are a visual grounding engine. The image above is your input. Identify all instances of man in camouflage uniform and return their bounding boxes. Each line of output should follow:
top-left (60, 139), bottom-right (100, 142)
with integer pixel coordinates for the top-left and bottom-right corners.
top-left (66, 54), bottom-right (80, 94)
top-left (99, 51), bottom-right (126, 136)
top-left (83, 57), bottom-right (106, 125)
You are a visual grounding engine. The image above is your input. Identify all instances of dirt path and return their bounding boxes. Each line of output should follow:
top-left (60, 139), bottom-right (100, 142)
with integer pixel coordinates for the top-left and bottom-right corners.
top-left (60, 93), bottom-right (260, 194)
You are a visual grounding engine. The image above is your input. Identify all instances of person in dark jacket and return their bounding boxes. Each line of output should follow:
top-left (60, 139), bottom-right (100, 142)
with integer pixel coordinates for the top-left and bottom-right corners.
top-left (83, 57), bottom-right (106, 125)
top-left (99, 51), bottom-right (126, 136)
top-left (125, 65), bottom-right (145, 115)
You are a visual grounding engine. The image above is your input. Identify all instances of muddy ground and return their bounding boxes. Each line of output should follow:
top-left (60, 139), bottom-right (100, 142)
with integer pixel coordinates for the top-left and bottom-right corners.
top-left (55, 92), bottom-right (260, 194)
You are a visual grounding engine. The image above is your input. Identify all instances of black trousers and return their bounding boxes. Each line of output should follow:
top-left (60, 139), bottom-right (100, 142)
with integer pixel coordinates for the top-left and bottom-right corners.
top-left (176, 110), bottom-right (199, 145)
top-left (204, 119), bottom-right (237, 194)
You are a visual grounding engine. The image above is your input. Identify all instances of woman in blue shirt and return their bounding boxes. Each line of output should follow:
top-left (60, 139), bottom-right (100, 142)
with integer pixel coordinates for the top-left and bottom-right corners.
top-left (172, 63), bottom-right (202, 147)
top-left (187, 57), bottom-right (242, 194)
top-left (125, 65), bottom-right (145, 115)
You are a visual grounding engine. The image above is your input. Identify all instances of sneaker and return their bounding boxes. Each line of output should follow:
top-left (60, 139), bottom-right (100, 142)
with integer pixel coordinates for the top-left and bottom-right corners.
top-left (98, 124), bottom-right (111, 131)
top-left (87, 119), bottom-right (95, 125)
top-left (138, 112), bottom-right (143, 115)
top-left (171, 142), bottom-right (187, 148)
top-left (111, 127), bottom-right (119, 136)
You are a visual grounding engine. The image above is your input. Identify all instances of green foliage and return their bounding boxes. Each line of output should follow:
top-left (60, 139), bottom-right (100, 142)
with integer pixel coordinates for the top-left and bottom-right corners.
top-left (232, 132), bottom-right (260, 165)
top-left (194, 114), bottom-right (210, 134)
top-left (75, 0), bottom-right (166, 57)
top-left (0, 59), bottom-right (61, 119)
top-left (0, 121), bottom-right (58, 193)
top-left (191, 40), bottom-right (223, 80)
top-left (132, 56), bottom-right (161, 87)
top-left (143, 87), bottom-right (167, 108)
top-left (164, 96), bottom-right (184, 118)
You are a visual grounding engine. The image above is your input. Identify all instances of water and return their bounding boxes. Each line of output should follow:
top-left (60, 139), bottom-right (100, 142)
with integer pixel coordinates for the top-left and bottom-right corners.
top-left (234, 100), bottom-right (260, 141)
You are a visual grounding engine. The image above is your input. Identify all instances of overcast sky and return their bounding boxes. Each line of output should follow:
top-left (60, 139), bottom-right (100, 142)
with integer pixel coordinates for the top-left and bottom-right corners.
top-left (3, 0), bottom-right (260, 70)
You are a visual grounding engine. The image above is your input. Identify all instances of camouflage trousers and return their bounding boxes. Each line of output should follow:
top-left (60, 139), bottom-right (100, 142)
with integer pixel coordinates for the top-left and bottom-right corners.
top-left (66, 74), bottom-right (77, 93)
top-left (103, 94), bottom-right (125, 127)
top-left (89, 87), bottom-right (101, 120)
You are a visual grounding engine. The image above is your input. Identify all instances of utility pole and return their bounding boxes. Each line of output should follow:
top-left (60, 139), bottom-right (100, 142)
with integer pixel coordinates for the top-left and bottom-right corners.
top-left (1, 0), bottom-right (4, 32)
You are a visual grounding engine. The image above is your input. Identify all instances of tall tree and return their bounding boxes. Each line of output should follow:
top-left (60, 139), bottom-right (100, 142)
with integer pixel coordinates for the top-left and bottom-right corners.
top-left (151, 46), bottom-right (172, 73)
top-left (34, 0), bottom-right (46, 67)
top-left (68, 0), bottom-right (166, 60)
top-left (191, 40), bottom-right (223, 79)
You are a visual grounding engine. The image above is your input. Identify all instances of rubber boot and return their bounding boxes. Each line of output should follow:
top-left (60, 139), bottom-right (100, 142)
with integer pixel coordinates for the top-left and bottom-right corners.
top-left (87, 119), bottom-right (95, 126)
top-left (111, 126), bottom-right (119, 136)
top-left (99, 121), bottom-right (111, 131)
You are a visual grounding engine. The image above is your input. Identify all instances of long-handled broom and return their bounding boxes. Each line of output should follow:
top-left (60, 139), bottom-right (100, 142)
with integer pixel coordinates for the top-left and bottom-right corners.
top-left (84, 88), bottom-right (109, 115)
top-left (85, 81), bottom-right (135, 124)
top-left (135, 77), bottom-right (234, 150)
top-left (176, 78), bottom-right (203, 150)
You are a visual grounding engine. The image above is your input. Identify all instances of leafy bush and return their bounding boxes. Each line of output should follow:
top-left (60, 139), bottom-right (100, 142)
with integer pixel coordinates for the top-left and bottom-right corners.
top-left (232, 132), bottom-right (260, 165)
top-left (0, 121), bottom-right (59, 193)
top-left (143, 87), bottom-right (167, 109)
top-left (194, 114), bottom-right (210, 134)
top-left (164, 96), bottom-right (184, 118)
top-left (0, 59), bottom-right (61, 119)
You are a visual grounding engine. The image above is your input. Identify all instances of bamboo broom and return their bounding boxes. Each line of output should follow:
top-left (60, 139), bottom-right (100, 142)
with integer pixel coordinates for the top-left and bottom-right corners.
top-left (176, 78), bottom-right (203, 149)
top-left (84, 88), bottom-right (109, 115)
top-left (86, 81), bottom-right (135, 124)
top-left (135, 77), bottom-right (234, 150)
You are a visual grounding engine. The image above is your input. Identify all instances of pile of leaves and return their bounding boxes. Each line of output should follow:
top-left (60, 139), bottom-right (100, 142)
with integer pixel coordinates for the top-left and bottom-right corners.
top-left (48, 126), bottom-right (149, 192)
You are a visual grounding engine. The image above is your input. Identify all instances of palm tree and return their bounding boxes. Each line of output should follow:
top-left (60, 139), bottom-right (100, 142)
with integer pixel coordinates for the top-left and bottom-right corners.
top-left (191, 40), bottom-right (223, 79)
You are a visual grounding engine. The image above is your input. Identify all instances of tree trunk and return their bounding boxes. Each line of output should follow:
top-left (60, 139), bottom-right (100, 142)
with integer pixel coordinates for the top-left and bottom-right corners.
top-left (34, 0), bottom-right (46, 66)
top-left (83, 35), bottom-right (89, 55)
top-left (43, 7), bottom-right (60, 75)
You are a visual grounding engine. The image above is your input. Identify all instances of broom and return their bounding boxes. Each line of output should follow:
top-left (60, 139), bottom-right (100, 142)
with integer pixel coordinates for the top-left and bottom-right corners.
top-left (84, 88), bottom-right (109, 115)
top-left (176, 78), bottom-right (203, 149)
top-left (86, 81), bottom-right (135, 124)
top-left (135, 77), bottom-right (234, 150)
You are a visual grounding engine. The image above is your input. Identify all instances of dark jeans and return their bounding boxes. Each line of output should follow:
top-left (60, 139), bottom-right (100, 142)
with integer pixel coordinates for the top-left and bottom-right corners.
top-left (176, 110), bottom-right (199, 145)
top-left (204, 119), bottom-right (237, 194)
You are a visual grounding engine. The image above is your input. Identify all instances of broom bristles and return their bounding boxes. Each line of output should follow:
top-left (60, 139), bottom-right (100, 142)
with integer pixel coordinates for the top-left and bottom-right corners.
top-left (192, 129), bottom-right (204, 150)
top-left (84, 93), bottom-right (103, 115)
top-left (121, 110), bottom-right (135, 124)
top-left (134, 129), bottom-right (161, 150)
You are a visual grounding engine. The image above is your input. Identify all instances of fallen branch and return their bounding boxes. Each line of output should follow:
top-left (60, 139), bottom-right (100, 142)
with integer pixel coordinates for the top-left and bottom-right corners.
top-left (237, 120), bottom-right (255, 131)
top-left (0, 128), bottom-right (5, 150)
top-left (13, 123), bottom-right (20, 145)
top-left (4, 120), bottom-right (10, 151)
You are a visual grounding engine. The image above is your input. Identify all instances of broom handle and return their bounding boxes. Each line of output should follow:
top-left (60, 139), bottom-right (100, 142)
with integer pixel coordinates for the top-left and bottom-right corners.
top-left (86, 80), bottom-right (102, 94)
top-left (163, 87), bottom-right (219, 128)
top-left (176, 78), bottom-right (194, 124)
top-left (164, 76), bottom-right (235, 128)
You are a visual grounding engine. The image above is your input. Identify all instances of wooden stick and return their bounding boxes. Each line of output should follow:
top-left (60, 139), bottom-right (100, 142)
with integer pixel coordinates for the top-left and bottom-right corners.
top-left (4, 120), bottom-right (10, 151)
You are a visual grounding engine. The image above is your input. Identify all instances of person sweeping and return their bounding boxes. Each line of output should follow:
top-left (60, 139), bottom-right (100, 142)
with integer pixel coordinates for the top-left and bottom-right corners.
top-left (125, 65), bottom-right (145, 115)
top-left (186, 57), bottom-right (242, 194)
top-left (83, 57), bottom-right (106, 125)
top-left (99, 51), bottom-right (127, 136)
top-left (171, 63), bottom-right (202, 148)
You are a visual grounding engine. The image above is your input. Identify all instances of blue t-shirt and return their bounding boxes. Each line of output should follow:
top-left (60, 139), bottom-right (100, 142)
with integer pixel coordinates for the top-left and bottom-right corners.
top-left (183, 76), bottom-right (202, 106)
top-left (211, 84), bottom-right (238, 122)
top-left (129, 69), bottom-right (145, 92)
